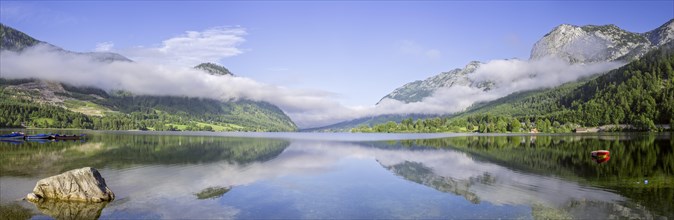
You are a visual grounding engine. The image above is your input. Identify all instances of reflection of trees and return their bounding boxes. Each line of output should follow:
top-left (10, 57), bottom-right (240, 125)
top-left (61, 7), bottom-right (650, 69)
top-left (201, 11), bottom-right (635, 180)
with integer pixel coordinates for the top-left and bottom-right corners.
top-left (0, 140), bottom-right (85, 177)
top-left (383, 161), bottom-right (481, 204)
top-left (0, 133), bottom-right (289, 177)
top-left (404, 134), bottom-right (673, 180)
top-left (399, 134), bottom-right (674, 218)
top-left (81, 134), bottom-right (289, 167)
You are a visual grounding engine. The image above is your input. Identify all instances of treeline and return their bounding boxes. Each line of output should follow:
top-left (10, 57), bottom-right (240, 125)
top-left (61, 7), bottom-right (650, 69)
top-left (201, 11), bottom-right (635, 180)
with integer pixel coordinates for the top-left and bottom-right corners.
top-left (352, 114), bottom-right (574, 133)
top-left (355, 42), bottom-right (674, 133)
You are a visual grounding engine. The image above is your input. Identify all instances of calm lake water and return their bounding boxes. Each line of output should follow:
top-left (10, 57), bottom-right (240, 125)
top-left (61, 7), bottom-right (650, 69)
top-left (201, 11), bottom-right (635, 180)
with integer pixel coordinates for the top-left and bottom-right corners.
top-left (1, 131), bottom-right (672, 219)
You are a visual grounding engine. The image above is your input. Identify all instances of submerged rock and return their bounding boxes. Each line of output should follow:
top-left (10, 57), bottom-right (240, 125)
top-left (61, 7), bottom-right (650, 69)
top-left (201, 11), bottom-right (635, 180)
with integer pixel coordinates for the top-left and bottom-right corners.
top-left (26, 167), bottom-right (114, 202)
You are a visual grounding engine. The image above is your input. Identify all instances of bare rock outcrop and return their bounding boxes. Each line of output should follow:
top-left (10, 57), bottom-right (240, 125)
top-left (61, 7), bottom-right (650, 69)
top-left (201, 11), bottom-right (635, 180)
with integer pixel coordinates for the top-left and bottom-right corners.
top-left (26, 167), bottom-right (114, 203)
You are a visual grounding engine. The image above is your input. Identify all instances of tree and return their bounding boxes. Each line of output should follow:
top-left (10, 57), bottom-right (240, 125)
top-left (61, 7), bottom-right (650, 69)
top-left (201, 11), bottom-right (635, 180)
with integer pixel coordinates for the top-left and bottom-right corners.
top-left (509, 118), bottom-right (521, 133)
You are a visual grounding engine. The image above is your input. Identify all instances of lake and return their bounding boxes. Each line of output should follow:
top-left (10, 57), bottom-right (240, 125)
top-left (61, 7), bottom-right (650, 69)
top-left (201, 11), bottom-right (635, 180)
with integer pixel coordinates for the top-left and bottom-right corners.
top-left (1, 131), bottom-right (672, 219)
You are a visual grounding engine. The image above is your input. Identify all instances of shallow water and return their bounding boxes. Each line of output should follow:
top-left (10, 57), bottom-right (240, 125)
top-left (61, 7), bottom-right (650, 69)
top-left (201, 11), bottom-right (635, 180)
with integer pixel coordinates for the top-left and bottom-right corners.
top-left (1, 131), bottom-right (672, 219)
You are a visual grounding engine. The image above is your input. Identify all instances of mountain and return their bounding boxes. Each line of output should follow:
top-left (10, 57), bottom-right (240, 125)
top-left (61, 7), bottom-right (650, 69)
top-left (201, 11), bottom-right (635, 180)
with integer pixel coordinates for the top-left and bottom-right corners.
top-left (378, 61), bottom-right (487, 104)
top-left (0, 23), bottom-right (296, 131)
top-left (195, 62), bottom-right (234, 76)
top-left (379, 19), bottom-right (674, 105)
top-left (359, 41), bottom-right (674, 133)
top-left (462, 41), bottom-right (674, 130)
top-left (1, 23), bottom-right (40, 51)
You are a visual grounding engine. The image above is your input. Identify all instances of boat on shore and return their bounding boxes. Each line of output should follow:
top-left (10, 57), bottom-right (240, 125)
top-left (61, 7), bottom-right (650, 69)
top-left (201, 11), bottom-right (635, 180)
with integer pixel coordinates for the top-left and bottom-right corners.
top-left (0, 133), bottom-right (85, 142)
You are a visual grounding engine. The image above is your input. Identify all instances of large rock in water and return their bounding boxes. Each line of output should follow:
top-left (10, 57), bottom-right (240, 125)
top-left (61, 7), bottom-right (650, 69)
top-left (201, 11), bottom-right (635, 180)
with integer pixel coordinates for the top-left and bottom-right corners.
top-left (26, 167), bottom-right (114, 202)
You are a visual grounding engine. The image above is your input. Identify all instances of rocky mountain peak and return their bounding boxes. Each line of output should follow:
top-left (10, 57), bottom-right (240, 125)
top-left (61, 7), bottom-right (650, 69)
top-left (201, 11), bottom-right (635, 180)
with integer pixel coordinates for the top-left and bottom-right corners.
top-left (464, 61), bottom-right (482, 72)
top-left (530, 22), bottom-right (653, 63)
top-left (377, 61), bottom-right (484, 104)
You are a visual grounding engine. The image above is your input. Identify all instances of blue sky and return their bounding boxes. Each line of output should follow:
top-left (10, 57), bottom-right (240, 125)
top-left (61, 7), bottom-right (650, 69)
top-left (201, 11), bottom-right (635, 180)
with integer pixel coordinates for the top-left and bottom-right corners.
top-left (1, 1), bottom-right (672, 107)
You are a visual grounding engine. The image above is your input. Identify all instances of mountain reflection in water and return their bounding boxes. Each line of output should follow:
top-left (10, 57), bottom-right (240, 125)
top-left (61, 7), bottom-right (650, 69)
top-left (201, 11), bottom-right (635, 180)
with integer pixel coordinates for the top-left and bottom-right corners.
top-left (0, 132), bottom-right (671, 219)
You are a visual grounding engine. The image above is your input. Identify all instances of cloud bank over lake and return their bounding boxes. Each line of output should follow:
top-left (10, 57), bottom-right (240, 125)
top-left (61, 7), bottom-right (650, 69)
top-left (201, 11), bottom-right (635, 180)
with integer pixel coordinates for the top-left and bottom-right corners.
top-left (0, 42), bottom-right (622, 128)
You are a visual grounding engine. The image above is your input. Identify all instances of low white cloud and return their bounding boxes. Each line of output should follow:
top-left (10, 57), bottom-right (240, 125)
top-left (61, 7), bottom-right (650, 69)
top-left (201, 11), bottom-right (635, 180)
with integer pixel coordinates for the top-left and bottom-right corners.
top-left (0, 44), bottom-right (356, 128)
top-left (371, 57), bottom-right (624, 121)
top-left (94, 41), bottom-right (114, 52)
top-left (120, 27), bottom-right (247, 67)
top-left (0, 20), bottom-right (626, 130)
top-left (469, 57), bottom-right (622, 91)
top-left (0, 45), bottom-right (624, 128)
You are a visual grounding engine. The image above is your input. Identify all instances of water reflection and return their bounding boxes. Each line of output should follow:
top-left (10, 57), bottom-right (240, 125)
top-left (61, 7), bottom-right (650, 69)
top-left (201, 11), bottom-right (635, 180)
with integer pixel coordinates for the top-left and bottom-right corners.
top-left (31, 199), bottom-right (108, 220)
top-left (0, 134), bottom-right (290, 177)
top-left (0, 132), bottom-right (671, 219)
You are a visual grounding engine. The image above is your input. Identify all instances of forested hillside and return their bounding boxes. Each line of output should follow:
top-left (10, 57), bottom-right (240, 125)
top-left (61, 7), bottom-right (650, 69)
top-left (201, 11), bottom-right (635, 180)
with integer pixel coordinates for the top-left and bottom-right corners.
top-left (0, 79), bottom-right (296, 131)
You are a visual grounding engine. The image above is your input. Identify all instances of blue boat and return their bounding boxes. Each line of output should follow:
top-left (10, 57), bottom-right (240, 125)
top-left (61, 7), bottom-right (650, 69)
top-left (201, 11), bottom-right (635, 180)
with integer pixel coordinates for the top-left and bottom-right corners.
top-left (25, 133), bottom-right (53, 140)
top-left (0, 132), bottom-right (25, 139)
